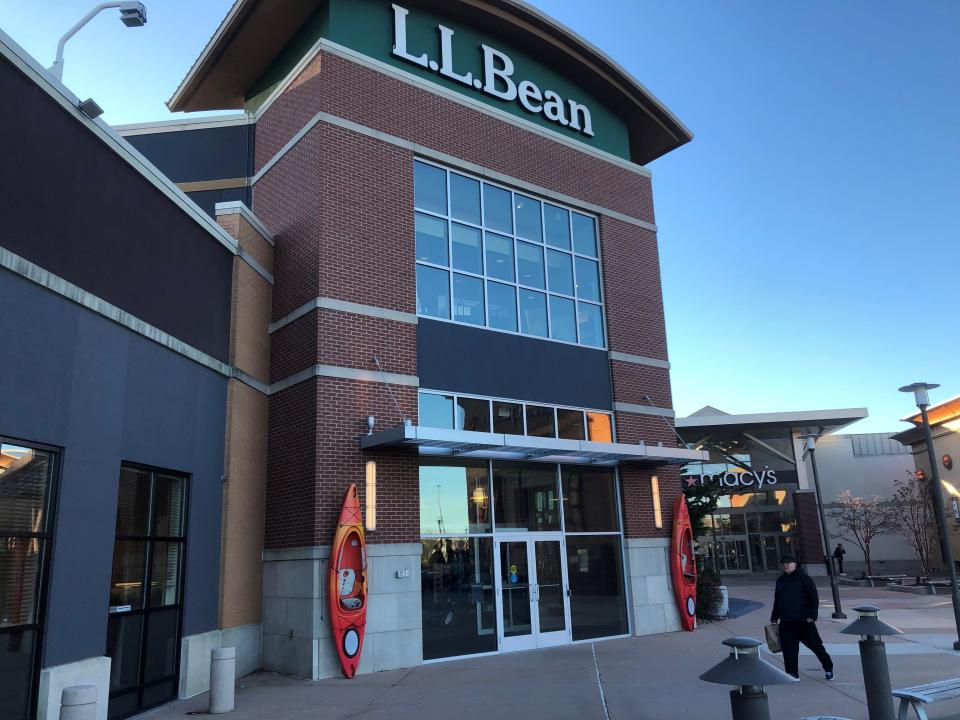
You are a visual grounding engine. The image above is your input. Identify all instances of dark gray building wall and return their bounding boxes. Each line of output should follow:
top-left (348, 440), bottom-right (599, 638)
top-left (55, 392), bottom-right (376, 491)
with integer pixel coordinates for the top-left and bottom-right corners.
top-left (0, 270), bottom-right (226, 667)
top-left (124, 124), bottom-right (253, 184)
top-left (418, 319), bottom-right (612, 409)
top-left (0, 55), bottom-right (233, 363)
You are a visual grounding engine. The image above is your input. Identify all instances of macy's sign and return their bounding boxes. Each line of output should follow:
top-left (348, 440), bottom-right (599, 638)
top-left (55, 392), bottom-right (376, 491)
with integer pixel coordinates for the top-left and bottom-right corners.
top-left (686, 468), bottom-right (779, 490)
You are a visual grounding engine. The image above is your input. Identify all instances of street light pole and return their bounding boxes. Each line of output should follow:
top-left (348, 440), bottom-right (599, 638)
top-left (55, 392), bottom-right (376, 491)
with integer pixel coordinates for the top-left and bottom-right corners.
top-left (48, 2), bottom-right (147, 81)
top-left (899, 382), bottom-right (960, 651)
top-left (802, 433), bottom-right (846, 619)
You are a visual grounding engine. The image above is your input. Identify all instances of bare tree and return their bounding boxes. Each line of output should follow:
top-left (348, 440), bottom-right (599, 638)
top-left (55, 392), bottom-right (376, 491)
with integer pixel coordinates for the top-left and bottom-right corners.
top-left (828, 491), bottom-right (893, 576)
top-left (886, 471), bottom-right (939, 576)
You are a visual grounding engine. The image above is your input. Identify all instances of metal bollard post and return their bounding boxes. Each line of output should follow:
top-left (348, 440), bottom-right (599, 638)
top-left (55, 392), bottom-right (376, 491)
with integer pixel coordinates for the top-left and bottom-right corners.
top-left (839, 605), bottom-right (902, 720)
top-left (700, 637), bottom-right (798, 720)
top-left (209, 646), bottom-right (236, 714)
top-left (59, 685), bottom-right (97, 720)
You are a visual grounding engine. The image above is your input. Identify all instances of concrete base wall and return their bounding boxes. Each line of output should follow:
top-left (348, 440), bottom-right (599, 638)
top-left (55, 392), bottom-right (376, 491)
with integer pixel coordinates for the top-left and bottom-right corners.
top-left (37, 655), bottom-right (111, 720)
top-left (262, 543), bottom-right (422, 679)
top-left (179, 624), bottom-right (262, 698)
top-left (624, 537), bottom-right (682, 636)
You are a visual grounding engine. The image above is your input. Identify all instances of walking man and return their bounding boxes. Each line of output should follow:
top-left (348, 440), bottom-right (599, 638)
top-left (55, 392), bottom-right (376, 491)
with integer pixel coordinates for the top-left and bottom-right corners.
top-left (832, 543), bottom-right (846, 575)
top-left (770, 554), bottom-right (834, 680)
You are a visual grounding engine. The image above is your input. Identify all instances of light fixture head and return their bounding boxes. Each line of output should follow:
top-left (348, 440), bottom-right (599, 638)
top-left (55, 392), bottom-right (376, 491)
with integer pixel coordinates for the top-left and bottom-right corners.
top-left (367, 416), bottom-right (375, 435)
top-left (899, 382), bottom-right (939, 409)
top-left (78, 98), bottom-right (103, 119)
top-left (119, 3), bottom-right (147, 27)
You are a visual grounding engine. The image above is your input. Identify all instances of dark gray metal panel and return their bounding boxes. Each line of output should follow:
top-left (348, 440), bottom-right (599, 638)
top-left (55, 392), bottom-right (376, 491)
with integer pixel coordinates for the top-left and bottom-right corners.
top-left (0, 271), bottom-right (226, 666)
top-left (0, 56), bottom-right (233, 363)
top-left (417, 319), bottom-right (612, 409)
top-left (124, 125), bottom-right (251, 183)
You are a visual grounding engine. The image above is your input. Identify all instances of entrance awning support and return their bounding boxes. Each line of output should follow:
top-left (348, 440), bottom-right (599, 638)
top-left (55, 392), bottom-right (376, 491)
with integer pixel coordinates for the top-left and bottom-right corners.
top-left (360, 425), bottom-right (708, 465)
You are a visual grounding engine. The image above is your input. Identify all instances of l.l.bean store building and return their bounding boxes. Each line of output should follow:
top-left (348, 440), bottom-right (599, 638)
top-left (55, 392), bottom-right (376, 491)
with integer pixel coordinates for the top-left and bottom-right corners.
top-left (0, 0), bottom-right (706, 717)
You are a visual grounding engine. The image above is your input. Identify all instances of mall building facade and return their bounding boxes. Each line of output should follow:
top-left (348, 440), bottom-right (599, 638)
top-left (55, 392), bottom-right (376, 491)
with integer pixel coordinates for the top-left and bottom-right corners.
top-left (676, 406), bottom-right (870, 575)
top-left (148, 0), bottom-right (702, 678)
top-left (2, 0), bottom-right (707, 717)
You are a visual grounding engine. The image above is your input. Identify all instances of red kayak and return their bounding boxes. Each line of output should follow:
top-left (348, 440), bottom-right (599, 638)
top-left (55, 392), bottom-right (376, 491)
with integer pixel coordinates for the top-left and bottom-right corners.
top-left (328, 484), bottom-right (367, 677)
top-left (670, 495), bottom-right (697, 631)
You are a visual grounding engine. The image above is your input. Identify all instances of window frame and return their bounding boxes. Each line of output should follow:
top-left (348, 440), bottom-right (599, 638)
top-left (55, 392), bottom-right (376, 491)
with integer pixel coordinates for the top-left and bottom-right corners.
top-left (414, 159), bottom-right (607, 349)
top-left (0, 435), bottom-right (61, 720)
top-left (417, 389), bottom-right (615, 442)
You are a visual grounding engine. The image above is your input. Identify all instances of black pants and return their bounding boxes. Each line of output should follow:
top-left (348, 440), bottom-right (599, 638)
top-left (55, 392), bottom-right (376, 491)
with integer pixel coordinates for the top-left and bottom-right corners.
top-left (836, 557), bottom-right (844, 574)
top-left (779, 621), bottom-right (833, 676)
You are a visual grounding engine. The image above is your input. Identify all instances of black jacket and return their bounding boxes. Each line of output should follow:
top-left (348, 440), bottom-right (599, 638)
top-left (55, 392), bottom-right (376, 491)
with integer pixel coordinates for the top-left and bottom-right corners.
top-left (770, 569), bottom-right (819, 622)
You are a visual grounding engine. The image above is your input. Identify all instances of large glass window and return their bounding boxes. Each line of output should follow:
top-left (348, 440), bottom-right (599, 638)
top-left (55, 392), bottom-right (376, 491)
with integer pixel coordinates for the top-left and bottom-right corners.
top-left (421, 537), bottom-right (496, 660)
top-left (561, 467), bottom-right (619, 532)
top-left (420, 458), bottom-right (628, 657)
top-left (419, 391), bottom-right (614, 444)
top-left (566, 536), bottom-right (628, 640)
top-left (420, 459), bottom-right (495, 661)
top-left (414, 160), bottom-right (605, 347)
top-left (492, 462), bottom-right (560, 531)
top-left (419, 461), bottom-right (491, 535)
top-left (0, 441), bottom-right (57, 720)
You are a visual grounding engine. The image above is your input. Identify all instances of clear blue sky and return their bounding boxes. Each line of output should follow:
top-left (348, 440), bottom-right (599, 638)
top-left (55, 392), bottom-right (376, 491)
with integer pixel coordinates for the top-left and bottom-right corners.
top-left (2, 1), bottom-right (957, 433)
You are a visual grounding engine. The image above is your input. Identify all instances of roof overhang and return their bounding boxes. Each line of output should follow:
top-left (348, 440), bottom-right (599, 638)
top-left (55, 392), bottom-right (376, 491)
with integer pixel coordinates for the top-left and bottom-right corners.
top-left (360, 425), bottom-right (708, 465)
top-left (168, 0), bottom-right (325, 113)
top-left (168, 0), bottom-right (692, 164)
top-left (676, 408), bottom-right (869, 437)
top-left (901, 394), bottom-right (960, 428)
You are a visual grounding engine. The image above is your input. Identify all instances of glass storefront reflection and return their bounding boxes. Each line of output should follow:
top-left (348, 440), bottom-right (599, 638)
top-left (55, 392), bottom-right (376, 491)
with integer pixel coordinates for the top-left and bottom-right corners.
top-left (420, 461), bottom-right (491, 535)
top-left (493, 462), bottom-right (559, 531)
top-left (682, 426), bottom-right (799, 574)
top-left (1, 442), bottom-right (56, 720)
top-left (420, 460), bottom-right (628, 658)
top-left (566, 536), bottom-right (627, 640)
top-left (561, 467), bottom-right (618, 532)
top-left (421, 537), bottom-right (496, 660)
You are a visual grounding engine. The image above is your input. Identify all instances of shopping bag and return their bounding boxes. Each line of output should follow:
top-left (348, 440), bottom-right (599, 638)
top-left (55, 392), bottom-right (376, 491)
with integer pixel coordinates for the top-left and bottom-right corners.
top-left (765, 623), bottom-right (782, 653)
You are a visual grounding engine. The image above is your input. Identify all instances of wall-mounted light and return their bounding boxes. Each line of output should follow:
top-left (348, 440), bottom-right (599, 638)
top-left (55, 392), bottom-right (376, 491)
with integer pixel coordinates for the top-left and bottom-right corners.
top-left (472, 482), bottom-right (487, 507)
top-left (365, 460), bottom-right (376, 532)
top-left (651, 475), bottom-right (663, 529)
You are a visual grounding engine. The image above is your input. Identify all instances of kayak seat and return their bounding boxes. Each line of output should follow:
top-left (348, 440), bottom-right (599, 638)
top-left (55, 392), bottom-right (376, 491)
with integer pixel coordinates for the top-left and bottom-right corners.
top-left (341, 597), bottom-right (363, 610)
top-left (338, 568), bottom-right (356, 597)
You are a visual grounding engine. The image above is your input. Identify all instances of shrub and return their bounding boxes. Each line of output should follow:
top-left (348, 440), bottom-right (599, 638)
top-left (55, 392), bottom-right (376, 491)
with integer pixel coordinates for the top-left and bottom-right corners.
top-left (696, 570), bottom-right (724, 620)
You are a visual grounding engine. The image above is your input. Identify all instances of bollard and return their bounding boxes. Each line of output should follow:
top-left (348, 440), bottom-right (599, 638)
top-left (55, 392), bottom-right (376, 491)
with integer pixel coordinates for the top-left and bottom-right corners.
top-left (717, 585), bottom-right (730, 617)
top-left (839, 605), bottom-right (902, 720)
top-left (59, 685), bottom-right (97, 720)
top-left (209, 646), bottom-right (236, 714)
top-left (700, 637), bottom-right (798, 720)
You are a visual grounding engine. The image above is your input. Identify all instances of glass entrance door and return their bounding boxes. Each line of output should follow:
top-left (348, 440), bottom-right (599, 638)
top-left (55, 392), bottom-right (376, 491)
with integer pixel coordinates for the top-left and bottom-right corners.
top-left (495, 535), bottom-right (570, 651)
top-left (106, 465), bottom-right (187, 720)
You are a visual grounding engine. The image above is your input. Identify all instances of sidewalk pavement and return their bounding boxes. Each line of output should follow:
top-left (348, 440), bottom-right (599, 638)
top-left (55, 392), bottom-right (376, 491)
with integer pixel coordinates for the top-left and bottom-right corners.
top-left (140, 581), bottom-right (960, 720)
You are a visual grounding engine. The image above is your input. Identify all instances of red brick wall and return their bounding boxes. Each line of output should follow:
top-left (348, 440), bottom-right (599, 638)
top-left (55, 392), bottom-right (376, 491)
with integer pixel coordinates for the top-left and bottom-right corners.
top-left (620, 466), bottom-right (680, 539)
top-left (610, 362), bottom-right (673, 410)
top-left (255, 45), bottom-right (681, 549)
top-left (254, 122), bottom-right (415, 322)
top-left (600, 220), bottom-right (668, 361)
top-left (265, 381), bottom-right (318, 549)
top-left (270, 310), bottom-right (416, 384)
top-left (255, 50), bottom-right (654, 224)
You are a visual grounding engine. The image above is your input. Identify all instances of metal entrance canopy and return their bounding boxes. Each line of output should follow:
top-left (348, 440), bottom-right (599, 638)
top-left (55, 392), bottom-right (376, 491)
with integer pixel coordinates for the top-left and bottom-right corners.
top-left (360, 425), bottom-right (708, 465)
